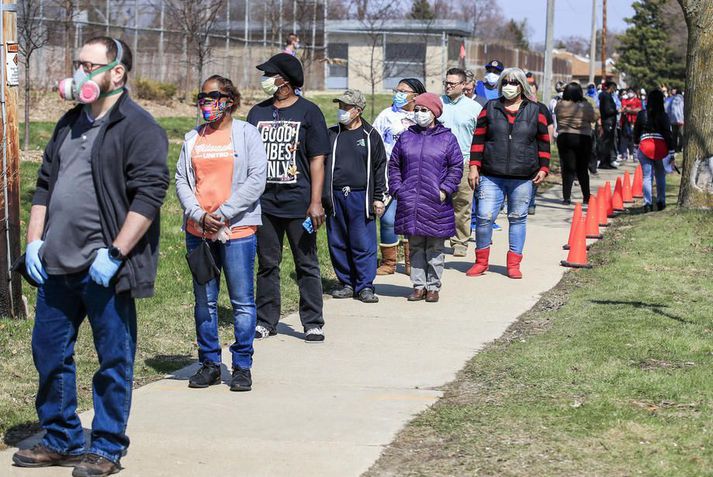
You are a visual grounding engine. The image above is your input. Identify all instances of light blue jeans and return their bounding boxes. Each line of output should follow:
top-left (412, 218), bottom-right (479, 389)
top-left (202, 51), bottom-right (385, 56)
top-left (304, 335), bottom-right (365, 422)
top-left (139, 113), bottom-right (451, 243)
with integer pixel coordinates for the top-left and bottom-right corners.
top-left (475, 175), bottom-right (533, 254)
top-left (637, 150), bottom-right (667, 206)
top-left (379, 198), bottom-right (399, 246)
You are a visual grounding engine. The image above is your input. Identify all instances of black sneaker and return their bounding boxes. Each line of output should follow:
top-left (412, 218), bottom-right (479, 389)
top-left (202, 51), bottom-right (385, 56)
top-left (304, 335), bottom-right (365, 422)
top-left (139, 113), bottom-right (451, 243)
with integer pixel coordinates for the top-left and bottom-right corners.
top-left (656, 201), bottom-right (666, 211)
top-left (562, 199), bottom-right (572, 206)
top-left (331, 284), bottom-right (354, 299)
top-left (643, 204), bottom-right (653, 213)
top-left (72, 453), bottom-right (121, 477)
top-left (188, 362), bottom-right (221, 388)
top-left (528, 206), bottom-right (536, 215)
top-left (229, 367), bottom-right (252, 392)
top-left (357, 288), bottom-right (379, 303)
top-left (304, 327), bottom-right (325, 343)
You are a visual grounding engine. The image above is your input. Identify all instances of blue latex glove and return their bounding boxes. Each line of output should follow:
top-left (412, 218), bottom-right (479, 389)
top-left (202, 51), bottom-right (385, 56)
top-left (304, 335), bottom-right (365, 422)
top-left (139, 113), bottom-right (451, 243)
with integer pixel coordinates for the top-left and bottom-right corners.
top-left (26, 240), bottom-right (48, 285)
top-left (89, 248), bottom-right (122, 287)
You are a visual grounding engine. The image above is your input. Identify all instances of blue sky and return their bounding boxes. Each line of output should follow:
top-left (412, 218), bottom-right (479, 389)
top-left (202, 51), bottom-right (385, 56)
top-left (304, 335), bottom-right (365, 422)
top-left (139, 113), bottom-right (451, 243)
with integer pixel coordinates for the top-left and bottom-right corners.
top-left (499, 0), bottom-right (635, 44)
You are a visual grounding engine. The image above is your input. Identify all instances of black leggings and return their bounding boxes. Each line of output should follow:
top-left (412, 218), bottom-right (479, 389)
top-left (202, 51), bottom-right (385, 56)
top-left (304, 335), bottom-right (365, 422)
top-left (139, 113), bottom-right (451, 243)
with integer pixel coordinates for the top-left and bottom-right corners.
top-left (557, 133), bottom-right (592, 202)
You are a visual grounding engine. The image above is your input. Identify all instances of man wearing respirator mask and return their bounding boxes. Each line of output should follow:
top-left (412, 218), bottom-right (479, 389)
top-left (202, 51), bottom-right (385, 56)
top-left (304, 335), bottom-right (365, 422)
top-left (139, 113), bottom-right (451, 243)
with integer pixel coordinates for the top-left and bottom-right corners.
top-left (14, 37), bottom-right (169, 477)
top-left (323, 89), bottom-right (387, 304)
top-left (247, 53), bottom-right (331, 343)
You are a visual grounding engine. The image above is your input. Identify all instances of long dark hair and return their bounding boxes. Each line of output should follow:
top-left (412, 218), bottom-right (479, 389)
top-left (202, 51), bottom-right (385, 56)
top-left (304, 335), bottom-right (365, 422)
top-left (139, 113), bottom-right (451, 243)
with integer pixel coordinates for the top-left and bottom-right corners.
top-left (562, 82), bottom-right (584, 102)
top-left (645, 89), bottom-right (668, 133)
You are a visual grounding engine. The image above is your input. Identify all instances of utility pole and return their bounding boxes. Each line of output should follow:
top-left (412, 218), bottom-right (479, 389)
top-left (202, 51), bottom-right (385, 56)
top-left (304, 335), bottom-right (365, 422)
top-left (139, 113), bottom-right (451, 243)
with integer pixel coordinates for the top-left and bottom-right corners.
top-left (159, 1), bottom-right (164, 81)
top-left (589, 0), bottom-right (596, 85)
top-left (0, 0), bottom-right (23, 318)
top-left (133, 0), bottom-right (138, 76)
top-left (601, 0), bottom-right (607, 81)
top-left (542, 0), bottom-right (555, 105)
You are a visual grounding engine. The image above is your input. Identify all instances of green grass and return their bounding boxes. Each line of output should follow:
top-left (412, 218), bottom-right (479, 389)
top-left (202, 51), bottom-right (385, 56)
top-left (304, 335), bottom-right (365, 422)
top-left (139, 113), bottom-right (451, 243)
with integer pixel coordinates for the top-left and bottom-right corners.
top-left (367, 178), bottom-right (713, 476)
top-left (307, 93), bottom-right (392, 125)
top-left (1, 116), bottom-right (336, 446)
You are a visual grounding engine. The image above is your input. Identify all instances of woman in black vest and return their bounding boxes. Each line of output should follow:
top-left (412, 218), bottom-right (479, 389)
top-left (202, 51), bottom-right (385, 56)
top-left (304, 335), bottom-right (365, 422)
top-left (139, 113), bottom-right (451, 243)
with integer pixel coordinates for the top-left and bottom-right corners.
top-left (466, 67), bottom-right (551, 279)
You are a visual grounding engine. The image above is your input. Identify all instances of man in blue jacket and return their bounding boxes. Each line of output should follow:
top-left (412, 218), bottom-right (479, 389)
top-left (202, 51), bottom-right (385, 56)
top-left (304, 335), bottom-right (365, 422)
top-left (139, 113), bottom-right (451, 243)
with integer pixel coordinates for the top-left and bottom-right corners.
top-left (13, 37), bottom-right (169, 477)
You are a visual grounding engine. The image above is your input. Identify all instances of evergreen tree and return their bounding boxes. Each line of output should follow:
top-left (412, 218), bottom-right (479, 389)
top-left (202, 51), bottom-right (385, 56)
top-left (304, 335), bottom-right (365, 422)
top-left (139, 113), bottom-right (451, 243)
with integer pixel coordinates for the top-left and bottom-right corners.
top-left (409, 0), bottom-right (434, 20)
top-left (617, 0), bottom-right (685, 90)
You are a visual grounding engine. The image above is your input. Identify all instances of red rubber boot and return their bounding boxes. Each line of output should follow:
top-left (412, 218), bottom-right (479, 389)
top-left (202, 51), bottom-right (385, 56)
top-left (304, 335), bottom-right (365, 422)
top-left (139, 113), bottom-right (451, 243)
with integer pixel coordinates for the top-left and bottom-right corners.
top-left (466, 247), bottom-right (490, 276)
top-left (506, 251), bottom-right (523, 279)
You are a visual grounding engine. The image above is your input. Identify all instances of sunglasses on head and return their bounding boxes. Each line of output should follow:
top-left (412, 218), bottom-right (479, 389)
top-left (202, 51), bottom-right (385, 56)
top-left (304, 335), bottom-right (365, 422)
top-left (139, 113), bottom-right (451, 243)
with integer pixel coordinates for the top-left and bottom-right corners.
top-left (197, 91), bottom-right (231, 102)
top-left (501, 80), bottom-right (520, 87)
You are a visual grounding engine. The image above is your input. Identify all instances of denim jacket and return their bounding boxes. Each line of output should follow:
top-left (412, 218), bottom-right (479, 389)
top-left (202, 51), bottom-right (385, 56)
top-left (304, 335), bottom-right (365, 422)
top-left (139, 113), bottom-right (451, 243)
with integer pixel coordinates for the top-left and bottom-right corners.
top-left (175, 119), bottom-right (267, 230)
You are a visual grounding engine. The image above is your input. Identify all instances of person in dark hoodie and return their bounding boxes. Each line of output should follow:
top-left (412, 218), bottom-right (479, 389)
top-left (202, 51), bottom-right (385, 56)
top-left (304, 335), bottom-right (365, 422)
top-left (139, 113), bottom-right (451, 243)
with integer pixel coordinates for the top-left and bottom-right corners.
top-left (324, 89), bottom-right (387, 303)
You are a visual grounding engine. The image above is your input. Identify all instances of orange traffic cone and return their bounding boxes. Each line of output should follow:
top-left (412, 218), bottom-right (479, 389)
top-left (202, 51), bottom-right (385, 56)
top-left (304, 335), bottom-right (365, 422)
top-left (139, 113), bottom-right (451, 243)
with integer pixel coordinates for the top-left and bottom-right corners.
top-left (585, 196), bottom-right (602, 239)
top-left (597, 186), bottom-right (609, 227)
top-left (612, 177), bottom-right (625, 211)
top-left (604, 181), bottom-right (615, 217)
top-left (622, 171), bottom-right (634, 203)
top-left (561, 215), bottom-right (592, 268)
top-left (563, 203), bottom-right (583, 250)
top-left (632, 164), bottom-right (644, 198)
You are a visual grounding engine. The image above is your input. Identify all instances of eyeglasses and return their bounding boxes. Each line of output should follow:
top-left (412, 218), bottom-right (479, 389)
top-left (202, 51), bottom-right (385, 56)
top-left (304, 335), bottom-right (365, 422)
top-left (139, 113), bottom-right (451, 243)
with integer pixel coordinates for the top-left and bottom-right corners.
top-left (72, 60), bottom-right (109, 73)
top-left (413, 107), bottom-right (430, 113)
top-left (392, 88), bottom-right (414, 95)
top-left (197, 91), bottom-right (231, 104)
top-left (443, 81), bottom-right (463, 87)
top-left (501, 80), bottom-right (520, 87)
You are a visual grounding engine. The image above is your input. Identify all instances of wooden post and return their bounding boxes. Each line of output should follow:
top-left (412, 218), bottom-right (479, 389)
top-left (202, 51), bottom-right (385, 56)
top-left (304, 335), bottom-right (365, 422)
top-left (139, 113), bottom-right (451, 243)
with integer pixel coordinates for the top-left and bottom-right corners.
top-left (0, 0), bottom-right (23, 318)
top-left (601, 0), bottom-right (607, 81)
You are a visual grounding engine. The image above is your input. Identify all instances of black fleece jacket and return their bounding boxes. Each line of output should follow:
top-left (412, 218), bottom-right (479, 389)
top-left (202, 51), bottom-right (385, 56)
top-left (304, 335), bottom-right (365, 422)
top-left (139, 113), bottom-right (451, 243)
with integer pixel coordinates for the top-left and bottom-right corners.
top-left (33, 92), bottom-right (169, 298)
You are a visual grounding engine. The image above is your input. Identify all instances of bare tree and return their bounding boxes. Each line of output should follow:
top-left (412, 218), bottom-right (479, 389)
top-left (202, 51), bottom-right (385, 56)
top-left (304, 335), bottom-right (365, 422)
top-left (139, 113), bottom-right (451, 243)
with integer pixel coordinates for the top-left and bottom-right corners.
top-left (676, 0), bottom-right (713, 208)
top-left (18, 0), bottom-right (49, 154)
top-left (161, 0), bottom-right (226, 95)
top-left (50, 0), bottom-right (76, 74)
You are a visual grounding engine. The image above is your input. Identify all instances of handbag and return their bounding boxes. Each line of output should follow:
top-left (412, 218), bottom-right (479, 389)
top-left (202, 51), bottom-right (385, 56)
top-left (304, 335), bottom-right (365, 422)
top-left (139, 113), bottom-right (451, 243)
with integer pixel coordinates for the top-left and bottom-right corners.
top-left (185, 218), bottom-right (219, 285)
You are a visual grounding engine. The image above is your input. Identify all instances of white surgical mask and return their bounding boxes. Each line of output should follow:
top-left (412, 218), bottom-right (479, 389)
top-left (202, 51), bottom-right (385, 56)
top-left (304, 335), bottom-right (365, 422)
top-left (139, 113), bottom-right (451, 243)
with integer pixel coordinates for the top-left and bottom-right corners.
top-left (337, 108), bottom-right (354, 125)
top-left (502, 84), bottom-right (521, 100)
top-left (485, 72), bottom-right (500, 85)
top-left (414, 111), bottom-right (433, 128)
top-left (261, 76), bottom-right (279, 96)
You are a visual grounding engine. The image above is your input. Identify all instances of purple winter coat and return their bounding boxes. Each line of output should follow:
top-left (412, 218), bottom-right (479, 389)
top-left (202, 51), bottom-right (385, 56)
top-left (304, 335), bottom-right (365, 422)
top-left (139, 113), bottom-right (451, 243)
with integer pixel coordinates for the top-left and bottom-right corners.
top-left (388, 123), bottom-right (463, 238)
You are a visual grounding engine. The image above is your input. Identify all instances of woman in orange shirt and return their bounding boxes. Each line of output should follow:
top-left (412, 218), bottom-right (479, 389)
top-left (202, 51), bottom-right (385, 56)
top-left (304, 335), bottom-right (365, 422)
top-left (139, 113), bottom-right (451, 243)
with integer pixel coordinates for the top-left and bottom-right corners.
top-left (176, 75), bottom-right (267, 392)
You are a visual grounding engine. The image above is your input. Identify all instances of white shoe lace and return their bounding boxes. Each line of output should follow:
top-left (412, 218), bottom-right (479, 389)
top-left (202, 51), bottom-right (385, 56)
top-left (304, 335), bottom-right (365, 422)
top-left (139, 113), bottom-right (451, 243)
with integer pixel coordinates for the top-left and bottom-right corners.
top-left (305, 327), bottom-right (324, 336)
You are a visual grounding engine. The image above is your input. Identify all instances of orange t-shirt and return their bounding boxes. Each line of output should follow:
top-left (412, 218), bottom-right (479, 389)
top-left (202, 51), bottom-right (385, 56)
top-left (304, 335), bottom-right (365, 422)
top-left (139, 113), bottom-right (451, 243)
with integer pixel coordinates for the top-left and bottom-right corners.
top-left (186, 125), bottom-right (257, 240)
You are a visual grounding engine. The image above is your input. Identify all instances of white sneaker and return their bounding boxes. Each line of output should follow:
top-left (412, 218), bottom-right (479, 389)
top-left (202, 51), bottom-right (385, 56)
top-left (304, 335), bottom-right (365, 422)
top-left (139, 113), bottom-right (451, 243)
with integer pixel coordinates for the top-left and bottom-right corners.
top-left (255, 325), bottom-right (271, 340)
top-left (304, 327), bottom-right (325, 343)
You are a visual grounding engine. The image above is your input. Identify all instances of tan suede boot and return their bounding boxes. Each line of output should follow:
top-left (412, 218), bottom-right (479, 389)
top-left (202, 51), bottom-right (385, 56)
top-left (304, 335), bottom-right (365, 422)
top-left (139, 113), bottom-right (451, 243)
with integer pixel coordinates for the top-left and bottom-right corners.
top-left (376, 245), bottom-right (397, 275)
top-left (402, 240), bottom-right (411, 276)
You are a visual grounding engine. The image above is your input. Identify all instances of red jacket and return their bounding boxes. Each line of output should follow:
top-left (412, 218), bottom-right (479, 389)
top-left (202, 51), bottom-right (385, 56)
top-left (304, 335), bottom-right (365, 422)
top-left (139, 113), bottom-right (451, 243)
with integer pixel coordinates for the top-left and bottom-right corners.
top-left (621, 97), bottom-right (642, 127)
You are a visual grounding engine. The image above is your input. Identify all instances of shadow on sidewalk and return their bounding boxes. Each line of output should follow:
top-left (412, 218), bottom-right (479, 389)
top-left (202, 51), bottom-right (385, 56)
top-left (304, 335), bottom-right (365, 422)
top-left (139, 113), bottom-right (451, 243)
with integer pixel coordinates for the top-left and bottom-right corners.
top-left (375, 283), bottom-right (415, 297)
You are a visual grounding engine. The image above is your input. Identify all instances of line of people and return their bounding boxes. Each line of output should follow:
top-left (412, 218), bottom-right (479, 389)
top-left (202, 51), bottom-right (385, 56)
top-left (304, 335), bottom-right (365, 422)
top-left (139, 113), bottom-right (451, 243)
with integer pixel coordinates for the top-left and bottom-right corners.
top-left (14, 34), bottom-right (677, 477)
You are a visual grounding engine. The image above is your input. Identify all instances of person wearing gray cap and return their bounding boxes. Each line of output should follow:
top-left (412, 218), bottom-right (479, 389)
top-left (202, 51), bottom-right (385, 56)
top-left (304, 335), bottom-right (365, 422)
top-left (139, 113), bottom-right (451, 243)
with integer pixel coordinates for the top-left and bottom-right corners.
top-left (247, 53), bottom-right (331, 342)
top-left (323, 89), bottom-right (387, 303)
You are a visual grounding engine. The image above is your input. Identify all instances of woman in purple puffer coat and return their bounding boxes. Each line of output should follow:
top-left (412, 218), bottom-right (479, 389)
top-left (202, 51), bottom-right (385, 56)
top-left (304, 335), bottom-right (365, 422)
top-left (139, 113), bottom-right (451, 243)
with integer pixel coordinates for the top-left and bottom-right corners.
top-left (388, 92), bottom-right (463, 303)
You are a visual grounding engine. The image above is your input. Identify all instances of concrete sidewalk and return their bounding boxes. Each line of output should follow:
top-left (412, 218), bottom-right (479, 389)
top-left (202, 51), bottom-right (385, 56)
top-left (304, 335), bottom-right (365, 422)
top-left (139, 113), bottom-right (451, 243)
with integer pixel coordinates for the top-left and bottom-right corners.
top-left (2, 165), bottom-right (635, 477)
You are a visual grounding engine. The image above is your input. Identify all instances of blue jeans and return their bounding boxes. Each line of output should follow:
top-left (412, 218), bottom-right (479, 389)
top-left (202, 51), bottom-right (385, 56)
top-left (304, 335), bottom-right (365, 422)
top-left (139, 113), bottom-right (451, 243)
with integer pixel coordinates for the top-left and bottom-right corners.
top-left (327, 189), bottom-right (378, 294)
top-left (379, 198), bottom-right (399, 246)
top-left (475, 175), bottom-right (532, 254)
top-left (186, 233), bottom-right (256, 370)
top-left (637, 151), bottom-right (666, 206)
top-left (33, 272), bottom-right (137, 463)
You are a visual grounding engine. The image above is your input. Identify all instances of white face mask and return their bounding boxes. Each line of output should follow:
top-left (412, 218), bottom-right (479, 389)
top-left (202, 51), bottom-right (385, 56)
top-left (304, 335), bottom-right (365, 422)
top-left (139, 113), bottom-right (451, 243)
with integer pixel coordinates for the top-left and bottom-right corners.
top-left (485, 72), bottom-right (500, 85)
top-left (261, 76), bottom-right (279, 96)
top-left (337, 108), bottom-right (354, 125)
top-left (414, 110), bottom-right (433, 128)
top-left (502, 84), bottom-right (521, 100)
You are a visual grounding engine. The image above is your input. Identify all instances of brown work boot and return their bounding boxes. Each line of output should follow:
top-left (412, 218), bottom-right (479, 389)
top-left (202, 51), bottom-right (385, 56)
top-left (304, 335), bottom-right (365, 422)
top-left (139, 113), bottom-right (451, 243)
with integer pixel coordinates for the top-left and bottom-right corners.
top-left (425, 290), bottom-right (440, 303)
top-left (376, 245), bottom-right (397, 275)
top-left (407, 287), bottom-right (427, 301)
top-left (402, 240), bottom-right (411, 276)
top-left (72, 453), bottom-right (121, 477)
top-left (12, 443), bottom-right (83, 468)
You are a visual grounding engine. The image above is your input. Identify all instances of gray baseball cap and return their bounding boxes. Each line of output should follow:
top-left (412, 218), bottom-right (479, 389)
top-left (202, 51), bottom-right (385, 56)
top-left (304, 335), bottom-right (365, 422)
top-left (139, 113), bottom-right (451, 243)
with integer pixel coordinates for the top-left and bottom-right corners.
top-left (333, 89), bottom-right (366, 110)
